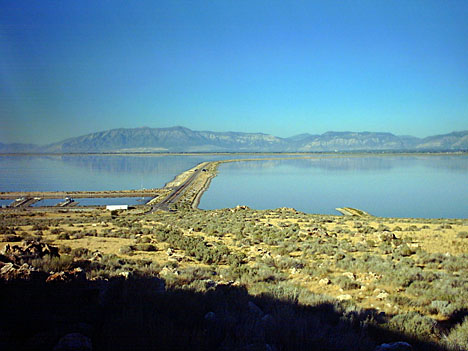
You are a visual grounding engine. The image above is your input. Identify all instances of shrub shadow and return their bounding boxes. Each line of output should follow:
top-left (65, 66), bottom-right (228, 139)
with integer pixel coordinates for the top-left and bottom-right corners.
top-left (0, 275), bottom-right (451, 351)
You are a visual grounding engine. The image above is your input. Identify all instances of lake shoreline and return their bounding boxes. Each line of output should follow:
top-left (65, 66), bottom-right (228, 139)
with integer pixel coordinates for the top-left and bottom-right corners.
top-left (1, 153), bottom-right (467, 218)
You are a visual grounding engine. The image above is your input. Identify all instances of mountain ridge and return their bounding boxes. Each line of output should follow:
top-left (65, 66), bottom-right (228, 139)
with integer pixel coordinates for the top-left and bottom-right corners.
top-left (1, 127), bottom-right (468, 153)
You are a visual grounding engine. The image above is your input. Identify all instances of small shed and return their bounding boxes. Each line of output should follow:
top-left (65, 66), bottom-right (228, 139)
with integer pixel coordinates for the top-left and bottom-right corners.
top-left (106, 205), bottom-right (128, 211)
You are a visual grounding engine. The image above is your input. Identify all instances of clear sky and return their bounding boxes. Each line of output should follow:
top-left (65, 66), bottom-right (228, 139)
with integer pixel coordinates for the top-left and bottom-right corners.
top-left (1, 1), bottom-right (467, 144)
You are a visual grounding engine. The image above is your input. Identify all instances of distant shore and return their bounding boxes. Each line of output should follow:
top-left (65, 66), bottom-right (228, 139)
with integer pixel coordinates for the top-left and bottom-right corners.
top-left (1, 150), bottom-right (467, 157)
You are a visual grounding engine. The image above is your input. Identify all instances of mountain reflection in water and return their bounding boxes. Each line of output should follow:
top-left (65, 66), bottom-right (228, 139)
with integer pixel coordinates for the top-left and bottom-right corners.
top-left (200, 155), bottom-right (468, 218)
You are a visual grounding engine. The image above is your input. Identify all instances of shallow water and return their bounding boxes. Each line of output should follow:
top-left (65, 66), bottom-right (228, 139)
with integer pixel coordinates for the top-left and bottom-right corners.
top-left (0, 154), bottom-right (252, 192)
top-left (0, 154), bottom-right (300, 193)
top-left (199, 155), bottom-right (468, 218)
top-left (73, 197), bottom-right (152, 207)
top-left (0, 199), bottom-right (12, 207)
top-left (30, 198), bottom-right (62, 207)
top-left (2, 154), bottom-right (467, 217)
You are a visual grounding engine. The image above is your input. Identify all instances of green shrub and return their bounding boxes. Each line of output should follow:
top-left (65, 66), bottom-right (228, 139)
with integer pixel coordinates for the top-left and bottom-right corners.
top-left (32, 224), bottom-right (49, 231)
top-left (333, 275), bottom-right (361, 290)
top-left (389, 312), bottom-right (437, 338)
top-left (30, 254), bottom-right (73, 273)
top-left (397, 245), bottom-right (415, 257)
top-left (120, 245), bottom-right (134, 255)
top-left (70, 247), bottom-right (91, 258)
top-left (429, 300), bottom-right (456, 317)
top-left (133, 244), bottom-right (157, 252)
top-left (2, 234), bottom-right (22, 242)
top-left (444, 317), bottom-right (468, 350)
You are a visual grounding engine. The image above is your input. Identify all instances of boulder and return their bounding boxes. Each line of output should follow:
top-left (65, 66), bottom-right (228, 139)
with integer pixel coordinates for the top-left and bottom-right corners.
top-left (159, 267), bottom-right (172, 276)
top-left (337, 294), bottom-right (353, 301)
top-left (248, 301), bottom-right (264, 317)
top-left (46, 268), bottom-right (86, 283)
top-left (53, 333), bottom-right (92, 351)
top-left (374, 341), bottom-right (412, 351)
top-left (119, 271), bottom-right (131, 279)
top-left (1, 241), bottom-right (59, 263)
top-left (204, 311), bottom-right (216, 321)
top-left (377, 291), bottom-right (389, 300)
top-left (90, 251), bottom-right (102, 261)
top-left (261, 314), bottom-right (275, 325)
top-left (0, 262), bottom-right (35, 280)
top-left (342, 272), bottom-right (355, 280)
top-left (319, 278), bottom-right (330, 286)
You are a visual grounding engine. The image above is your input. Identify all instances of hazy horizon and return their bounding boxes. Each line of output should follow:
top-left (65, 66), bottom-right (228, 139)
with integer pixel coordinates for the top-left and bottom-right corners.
top-left (1, 1), bottom-right (467, 144)
top-left (2, 125), bottom-right (468, 147)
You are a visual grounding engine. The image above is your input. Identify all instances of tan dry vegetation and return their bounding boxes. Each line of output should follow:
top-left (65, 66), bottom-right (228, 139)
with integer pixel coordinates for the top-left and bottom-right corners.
top-left (1, 206), bottom-right (468, 320)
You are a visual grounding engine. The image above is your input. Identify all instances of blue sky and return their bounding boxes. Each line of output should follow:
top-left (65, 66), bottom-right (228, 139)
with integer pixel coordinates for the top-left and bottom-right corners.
top-left (1, 1), bottom-right (467, 144)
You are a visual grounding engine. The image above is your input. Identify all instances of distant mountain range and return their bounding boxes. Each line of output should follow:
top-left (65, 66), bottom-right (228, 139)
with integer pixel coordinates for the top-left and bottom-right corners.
top-left (1, 127), bottom-right (468, 153)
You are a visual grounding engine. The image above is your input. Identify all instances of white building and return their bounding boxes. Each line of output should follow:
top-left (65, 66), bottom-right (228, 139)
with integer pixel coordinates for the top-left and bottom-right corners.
top-left (106, 205), bottom-right (128, 211)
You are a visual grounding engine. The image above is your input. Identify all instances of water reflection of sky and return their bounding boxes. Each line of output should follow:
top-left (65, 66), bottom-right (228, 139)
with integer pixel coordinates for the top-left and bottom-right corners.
top-left (1, 154), bottom-right (467, 218)
top-left (74, 197), bottom-right (151, 206)
top-left (0, 154), bottom-right (302, 192)
top-left (200, 156), bottom-right (468, 218)
top-left (1, 197), bottom-right (152, 207)
top-left (31, 198), bottom-right (62, 207)
top-left (0, 199), bottom-right (12, 207)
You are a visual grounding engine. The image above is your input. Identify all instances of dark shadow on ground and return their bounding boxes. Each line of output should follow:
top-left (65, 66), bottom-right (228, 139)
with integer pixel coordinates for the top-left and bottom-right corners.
top-left (0, 275), bottom-right (450, 351)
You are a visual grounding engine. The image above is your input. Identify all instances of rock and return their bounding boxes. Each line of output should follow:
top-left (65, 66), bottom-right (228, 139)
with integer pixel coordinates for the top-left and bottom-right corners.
top-left (159, 267), bottom-right (172, 276)
top-left (266, 344), bottom-right (278, 351)
top-left (309, 226), bottom-right (328, 236)
top-left (203, 279), bottom-right (217, 289)
top-left (319, 278), bottom-right (330, 286)
top-left (72, 267), bottom-right (86, 280)
top-left (119, 271), bottom-right (131, 279)
top-left (337, 294), bottom-right (353, 301)
top-left (1, 241), bottom-right (59, 264)
top-left (368, 272), bottom-right (382, 280)
top-left (261, 314), bottom-right (275, 325)
top-left (46, 272), bottom-right (68, 283)
top-left (248, 301), bottom-right (264, 317)
top-left (0, 262), bottom-right (35, 280)
top-left (91, 251), bottom-right (102, 261)
top-left (374, 341), bottom-right (412, 351)
top-left (152, 278), bottom-right (166, 294)
top-left (159, 266), bottom-right (179, 276)
top-left (204, 311), bottom-right (216, 321)
top-left (0, 262), bottom-right (14, 274)
top-left (377, 291), bottom-right (389, 300)
top-left (342, 272), bottom-right (355, 280)
top-left (262, 252), bottom-right (272, 259)
top-left (53, 332), bottom-right (92, 351)
top-left (46, 268), bottom-right (86, 283)
top-left (379, 232), bottom-right (397, 242)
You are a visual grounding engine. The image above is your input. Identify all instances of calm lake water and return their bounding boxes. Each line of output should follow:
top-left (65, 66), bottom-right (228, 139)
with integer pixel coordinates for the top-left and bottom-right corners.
top-left (1, 154), bottom-right (467, 217)
top-left (199, 155), bottom-right (468, 218)
top-left (0, 154), bottom-right (315, 192)
top-left (0, 154), bottom-right (244, 192)
top-left (28, 197), bottom-right (152, 207)
top-left (0, 154), bottom-right (292, 206)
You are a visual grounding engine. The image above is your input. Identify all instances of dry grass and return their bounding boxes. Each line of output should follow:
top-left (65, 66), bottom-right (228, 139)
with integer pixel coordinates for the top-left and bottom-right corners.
top-left (1, 206), bottom-right (467, 318)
